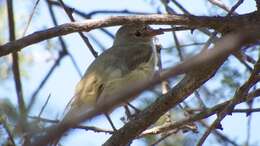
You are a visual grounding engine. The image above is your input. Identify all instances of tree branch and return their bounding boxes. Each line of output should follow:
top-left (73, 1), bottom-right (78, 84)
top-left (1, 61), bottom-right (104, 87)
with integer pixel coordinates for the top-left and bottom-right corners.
top-left (7, 0), bottom-right (26, 116)
top-left (256, 0), bottom-right (260, 11)
top-left (48, 0), bottom-right (151, 18)
top-left (28, 27), bottom-right (260, 146)
top-left (0, 12), bottom-right (258, 57)
top-left (27, 51), bottom-right (66, 111)
top-left (55, 0), bottom-right (98, 57)
top-left (196, 57), bottom-right (260, 146)
top-left (103, 28), bottom-right (260, 146)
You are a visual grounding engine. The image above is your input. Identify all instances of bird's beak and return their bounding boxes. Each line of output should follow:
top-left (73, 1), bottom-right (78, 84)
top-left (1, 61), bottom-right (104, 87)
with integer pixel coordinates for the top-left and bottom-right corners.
top-left (144, 28), bottom-right (164, 36)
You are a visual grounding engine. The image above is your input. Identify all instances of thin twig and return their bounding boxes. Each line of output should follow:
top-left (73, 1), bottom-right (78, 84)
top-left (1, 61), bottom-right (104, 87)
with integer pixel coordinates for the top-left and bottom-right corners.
top-left (105, 113), bottom-right (117, 131)
top-left (256, 0), bottom-right (260, 11)
top-left (233, 108), bottom-right (260, 113)
top-left (1, 116), bottom-right (16, 146)
top-left (233, 51), bottom-right (253, 71)
top-left (100, 28), bottom-right (115, 39)
top-left (171, 0), bottom-right (190, 14)
top-left (0, 13), bottom-right (253, 57)
top-left (141, 122), bottom-right (197, 137)
top-left (49, 0), bottom-right (144, 41)
top-left (196, 58), bottom-right (260, 146)
top-left (160, 1), bottom-right (182, 124)
top-left (22, 0), bottom-right (41, 36)
top-left (56, 0), bottom-right (98, 57)
top-left (7, 0), bottom-right (26, 117)
top-left (48, 0), bottom-right (150, 18)
top-left (7, 3), bottom-right (28, 145)
top-left (28, 116), bottom-right (113, 134)
top-left (38, 94), bottom-right (51, 117)
top-left (171, 0), bottom-right (214, 37)
top-left (147, 123), bottom-right (197, 146)
top-left (148, 131), bottom-right (175, 146)
top-left (27, 51), bottom-right (66, 111)
top-left (246, 114), bottom-right (252, 146)
top-left (205, 0), bottom-right (251, 75)
top-left (164, 42), bottom-right (206, 50)
top-left (46, 0), bottom-right (82, 77)
top-left (208, 0), bottom-right (238, 15)
top-left (31, 29), bottom-right (260, 146)
top-left (200, 121), bottom-right (240, 146)
top-left (203, 0), bottom-right (244, 51)
top-left (184, 107), bottom-right (260, 114)
top-left (155, 39), bottom-right (172, 123)
top-left (209, 0), bottom-right (252, 72)
top-left (87, 34), bottom-right (106, 50)
top-left (139, 89), bottom-right (260, 140)
top-left (163, 0), bottom-right (207, 118)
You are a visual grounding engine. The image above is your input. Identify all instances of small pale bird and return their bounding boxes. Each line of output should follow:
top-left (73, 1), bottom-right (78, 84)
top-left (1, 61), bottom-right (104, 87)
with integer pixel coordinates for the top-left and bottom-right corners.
top-left (64, 24), bottom-right (163, 122)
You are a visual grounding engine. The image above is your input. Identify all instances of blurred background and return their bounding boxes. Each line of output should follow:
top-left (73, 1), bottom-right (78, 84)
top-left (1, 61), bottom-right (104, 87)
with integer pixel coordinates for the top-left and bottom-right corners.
top-left (0, 0), bottom-right (259, 146)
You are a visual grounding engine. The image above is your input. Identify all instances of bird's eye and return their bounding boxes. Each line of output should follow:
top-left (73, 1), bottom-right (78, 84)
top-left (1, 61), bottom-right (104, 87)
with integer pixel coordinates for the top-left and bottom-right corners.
top-left (134, 31), bottom-right (142, 37)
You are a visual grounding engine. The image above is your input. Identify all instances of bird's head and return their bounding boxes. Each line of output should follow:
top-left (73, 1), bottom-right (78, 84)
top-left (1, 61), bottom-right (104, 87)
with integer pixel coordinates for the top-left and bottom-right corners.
top-left (113, 24), bottom-right (163, 47)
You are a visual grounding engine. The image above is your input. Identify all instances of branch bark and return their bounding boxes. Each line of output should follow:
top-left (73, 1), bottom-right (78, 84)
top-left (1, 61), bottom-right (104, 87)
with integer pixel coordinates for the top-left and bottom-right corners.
top-left (29, 26), bottom-right (260, 146)
top-left (0, 12), bottom-right (259, 57)
top-left (103, 52), bottom-right (226, 146)
top-left (103, 29), bottom-right (260, 146)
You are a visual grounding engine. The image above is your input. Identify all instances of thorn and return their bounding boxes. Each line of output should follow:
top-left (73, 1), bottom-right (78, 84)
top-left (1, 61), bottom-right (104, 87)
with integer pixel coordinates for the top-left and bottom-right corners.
top-left (216, 123), bottom-right (223, 130)
top-left (105, 113), bottom-right (117, 131)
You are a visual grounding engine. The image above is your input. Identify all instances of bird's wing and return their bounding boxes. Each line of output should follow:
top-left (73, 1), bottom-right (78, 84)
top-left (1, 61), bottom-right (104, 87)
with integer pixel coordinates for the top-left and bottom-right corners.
top-left (96, 44), bottom-right (155, 105)
top-left (71, 48), bottom-right (124, 109)
top-left (67, 44), bottom-right (155, 114)
top-left (121, 44), bottom-right (154, 74)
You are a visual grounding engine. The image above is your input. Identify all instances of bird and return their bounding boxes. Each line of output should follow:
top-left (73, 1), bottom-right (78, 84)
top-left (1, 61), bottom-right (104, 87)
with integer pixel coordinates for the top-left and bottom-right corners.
top-left (51, 24), bottom-right (163, 145)
top-left (63, 23), bottom-right (163, 125)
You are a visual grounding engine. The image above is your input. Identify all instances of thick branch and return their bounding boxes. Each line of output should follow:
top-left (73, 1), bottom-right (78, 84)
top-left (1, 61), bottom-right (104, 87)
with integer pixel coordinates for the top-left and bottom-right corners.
top-left (7, 0), bottom-right (27, 124)
top-left (256, 0), bottom-right (260, 10)
top-left (103, 29), bottom-right (260, 146)
top-left (30, 27), bottom-right (260, 146)
top-left (0, 12), bottom-right (259, 57)
top-left (103, 53), bottom-right (226, 146)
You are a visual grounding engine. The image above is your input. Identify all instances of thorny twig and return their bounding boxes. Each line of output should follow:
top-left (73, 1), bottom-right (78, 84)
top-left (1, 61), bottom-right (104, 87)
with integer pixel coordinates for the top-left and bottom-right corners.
top-left (196, 58), bottom-right (260, 146)
top-left (0, 116), bottom-right (16, 146)
top-left (56, 0), bottom-right (98, 57)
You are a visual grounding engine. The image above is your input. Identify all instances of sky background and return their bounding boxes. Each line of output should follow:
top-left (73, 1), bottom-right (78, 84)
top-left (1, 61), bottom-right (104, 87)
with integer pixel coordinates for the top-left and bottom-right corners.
top-left (0, 0), bottom-right (259, 146)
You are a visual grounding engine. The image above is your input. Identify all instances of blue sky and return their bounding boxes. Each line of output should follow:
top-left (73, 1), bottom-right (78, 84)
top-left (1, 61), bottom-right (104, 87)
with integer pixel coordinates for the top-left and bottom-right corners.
top-left (0, 0), bottom-right (259, 145)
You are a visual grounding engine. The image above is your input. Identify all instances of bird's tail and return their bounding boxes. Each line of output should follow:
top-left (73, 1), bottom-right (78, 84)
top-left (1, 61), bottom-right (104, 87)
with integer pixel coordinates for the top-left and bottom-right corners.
top-left (62, 94), bottom-right (77, 117)
top-left (50, 95), bottom-right (78, 146)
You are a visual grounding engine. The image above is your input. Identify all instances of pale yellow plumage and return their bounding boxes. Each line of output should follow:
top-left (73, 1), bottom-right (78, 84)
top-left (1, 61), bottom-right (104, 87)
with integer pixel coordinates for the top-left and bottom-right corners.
top-left (64, 24), bottom-right (162, 119)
